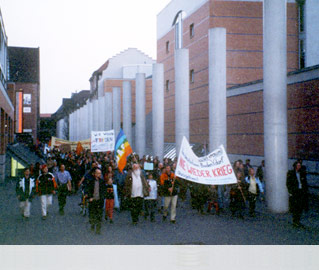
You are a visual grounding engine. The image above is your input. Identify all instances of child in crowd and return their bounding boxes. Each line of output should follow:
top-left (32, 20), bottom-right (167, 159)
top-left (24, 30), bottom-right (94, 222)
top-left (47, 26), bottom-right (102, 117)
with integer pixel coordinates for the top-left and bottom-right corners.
top-left (105, 176), bottom-right (115, 223)
top-left (144, 173), bottom-right (158, 222)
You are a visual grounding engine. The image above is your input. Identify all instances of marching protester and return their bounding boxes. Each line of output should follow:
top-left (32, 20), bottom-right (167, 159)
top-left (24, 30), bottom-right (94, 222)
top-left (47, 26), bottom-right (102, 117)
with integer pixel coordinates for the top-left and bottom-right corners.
top-left (85, 168), bottom-right (107, 234)
top-left (16, 168), bottom-right (36, 219)
top-left (36, 164), bottom-right (57, 220)
top-left (124, 163), bottom-right (150, 225)
top-left (161, 165), bottom-right (179, 223)
top-left (104, 175), bottom-right (115, 224)
top-left (229, 171), bottom-right (248, 219)
top-left (244, 167), bottom-right (264, 217)
top-left (286, 161), bottom-right (309, 228)
top-left (55, 164), bottom-right (72, 215)
top-left (144, 172), bottom-right (158, 222)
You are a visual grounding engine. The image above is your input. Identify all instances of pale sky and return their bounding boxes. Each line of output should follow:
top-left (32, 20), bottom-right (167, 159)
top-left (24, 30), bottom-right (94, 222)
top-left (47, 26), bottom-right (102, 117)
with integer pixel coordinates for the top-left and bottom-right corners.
top-left (0, 0), bottom-right (171, 114)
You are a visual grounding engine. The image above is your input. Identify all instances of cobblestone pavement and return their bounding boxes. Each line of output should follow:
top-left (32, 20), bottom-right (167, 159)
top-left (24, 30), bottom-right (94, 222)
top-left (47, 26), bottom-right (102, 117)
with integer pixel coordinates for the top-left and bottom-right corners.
top-left (1, 181), bottom-right (319, 245)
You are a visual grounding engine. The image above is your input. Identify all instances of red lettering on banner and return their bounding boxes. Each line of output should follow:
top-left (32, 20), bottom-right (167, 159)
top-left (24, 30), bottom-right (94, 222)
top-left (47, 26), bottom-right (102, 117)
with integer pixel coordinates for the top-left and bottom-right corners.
top-left (179, 157), bottom-right (186, 171)
top-left (226, 165), bottom-right (233, 174)
top-left (212, 165), bottom-right (232, 177)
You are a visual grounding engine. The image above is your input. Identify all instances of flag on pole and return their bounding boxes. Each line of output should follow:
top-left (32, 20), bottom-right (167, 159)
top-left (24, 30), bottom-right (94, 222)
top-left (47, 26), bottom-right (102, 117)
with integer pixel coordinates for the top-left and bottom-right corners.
top-left (115, 129), bottom-right (133, 172)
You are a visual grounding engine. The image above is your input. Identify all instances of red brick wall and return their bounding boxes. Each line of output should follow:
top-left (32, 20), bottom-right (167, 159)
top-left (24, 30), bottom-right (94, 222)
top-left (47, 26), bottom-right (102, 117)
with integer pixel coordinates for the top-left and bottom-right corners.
top-left (157, 0), bottom-right (299, 145)
top-left (226, 78), bottom-right (319, 160)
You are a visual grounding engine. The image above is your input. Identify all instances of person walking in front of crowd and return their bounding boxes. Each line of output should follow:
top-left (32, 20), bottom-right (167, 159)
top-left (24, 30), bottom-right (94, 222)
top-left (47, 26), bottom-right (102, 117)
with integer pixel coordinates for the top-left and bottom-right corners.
top-left (124, 163), bottom-right (150, 225)
top-left (85, 168), bottom-right (107, 234)
top-left (16, 168), bottom-right (36, 220)
top-left (144, 173), bottom-right (158, 222)
top-left (245, 167), bottom-right (264, 217)
top-left (114, 166), bottom-right (127, 211)
top-left (55, 164), bottom-right (72, 215)
top-left (78, 163), bottom-right (98, 216)
top-left (162, 165), bottom-right (179, 224)
top-left (36, 164), bottom-right (57, 220)
top-left (286, 161), bottom-right (309, 228)
top-left (104, 176), bottom-right (115, 224)
top-left (230, 171), bottom-right (248, 219)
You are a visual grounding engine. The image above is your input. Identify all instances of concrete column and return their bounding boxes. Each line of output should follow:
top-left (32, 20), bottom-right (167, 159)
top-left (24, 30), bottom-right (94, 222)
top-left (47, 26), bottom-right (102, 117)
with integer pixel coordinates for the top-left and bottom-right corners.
top-left (71, 112), bottom-right (75, 141)
top-left (93, 99), bottom-right (99, 131)
top-left (175, 49), bottom-right (189, 155)
top-left (88, 101), bottom-right (93, 136)
top-left (152, 63), bottom-right (164, 161)
top-left (98, 97), bottom-right (105, 131)
top-left (123, 81), bottom-right (132, 144)
top-left (104, 92), bottom-right (112, 131)
top-left (135, 73), bottom-right (146, 157)
top-left (263, 0), bottom-right (288, 213)
top-left (68, 113), bottom-right (72, 141)
top-left (79, 107), bottom-right (83, 140)
top-left (305, 0), bottom-right (319, 67)
top-left (112, 87), bottom-right (121, 138)
top-left (209, 28), bottom-right (227, 152)
top-left (76, 109), bottom-right (80, 141)
top-left (82, 104), bottom-right (88, 139)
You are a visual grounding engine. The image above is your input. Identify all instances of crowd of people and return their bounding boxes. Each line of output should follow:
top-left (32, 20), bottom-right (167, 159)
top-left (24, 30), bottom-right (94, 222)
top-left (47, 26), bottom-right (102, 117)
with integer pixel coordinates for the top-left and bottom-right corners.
top-left (15, 147), bottom-right (309, 234)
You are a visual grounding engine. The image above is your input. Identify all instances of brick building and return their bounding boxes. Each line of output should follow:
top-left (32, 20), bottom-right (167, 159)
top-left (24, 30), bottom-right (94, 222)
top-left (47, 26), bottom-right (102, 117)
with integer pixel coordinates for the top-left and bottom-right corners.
top-left (157, 0), bottom-right (319, 172)
top-left (7, 46), bottom-right (40, 144)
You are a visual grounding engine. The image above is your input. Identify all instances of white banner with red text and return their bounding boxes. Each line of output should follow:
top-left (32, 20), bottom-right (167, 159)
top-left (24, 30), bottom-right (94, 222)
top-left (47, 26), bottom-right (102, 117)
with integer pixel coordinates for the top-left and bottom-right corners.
top-left (175, 136), bottom-right (237, 185)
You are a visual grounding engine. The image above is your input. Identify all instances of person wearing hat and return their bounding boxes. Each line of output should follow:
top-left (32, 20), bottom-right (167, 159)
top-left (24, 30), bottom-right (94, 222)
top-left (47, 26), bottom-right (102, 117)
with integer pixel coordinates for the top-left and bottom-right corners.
top-left (36, 164), bottom-right (57, 220)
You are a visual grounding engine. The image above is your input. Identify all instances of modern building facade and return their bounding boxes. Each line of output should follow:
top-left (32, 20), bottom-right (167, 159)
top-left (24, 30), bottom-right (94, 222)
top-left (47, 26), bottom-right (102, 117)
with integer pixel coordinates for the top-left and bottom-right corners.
top-left (66, 48), bottom-right (155, 151)
top-left (0, 9), bottom-right (14, 183)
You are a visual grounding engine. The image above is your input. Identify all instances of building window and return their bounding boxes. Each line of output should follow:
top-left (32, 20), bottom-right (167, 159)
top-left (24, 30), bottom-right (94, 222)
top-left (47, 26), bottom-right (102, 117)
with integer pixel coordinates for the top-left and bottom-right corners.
top-left (166, 80), bottom-right (170, 92)
top-left (298, 0), bottom-right (306, 69)
top-left (166, 41), bottom-right (170, 54)
top-left (190, 23), bottom-right (195, 38)
top-left (165, 80), bottom-right (170, 92)
top-left (190, 69), bottom-right (195, 83)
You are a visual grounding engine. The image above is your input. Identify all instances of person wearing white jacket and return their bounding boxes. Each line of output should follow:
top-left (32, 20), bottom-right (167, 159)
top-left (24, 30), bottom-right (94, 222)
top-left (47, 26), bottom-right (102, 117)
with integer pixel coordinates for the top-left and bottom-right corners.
top-left (144, 173), bottom-right (158, 222)
top-left (16, 168), bottom-right (36, 219)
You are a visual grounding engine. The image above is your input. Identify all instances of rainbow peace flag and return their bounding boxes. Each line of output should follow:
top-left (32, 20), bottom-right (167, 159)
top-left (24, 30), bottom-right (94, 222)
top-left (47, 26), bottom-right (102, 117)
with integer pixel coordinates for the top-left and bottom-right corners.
top-left (115, 129), bottom-right (133, 172)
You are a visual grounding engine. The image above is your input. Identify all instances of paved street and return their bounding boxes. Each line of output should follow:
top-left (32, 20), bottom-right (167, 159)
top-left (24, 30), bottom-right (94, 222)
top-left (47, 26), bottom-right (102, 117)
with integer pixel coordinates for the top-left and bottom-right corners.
top-left (0, 181), bottom-right (319, 245)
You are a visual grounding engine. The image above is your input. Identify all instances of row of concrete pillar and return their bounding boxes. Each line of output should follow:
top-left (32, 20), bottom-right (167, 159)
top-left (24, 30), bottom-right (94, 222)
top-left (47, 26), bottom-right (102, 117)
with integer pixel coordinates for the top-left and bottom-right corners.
top-left (69, 0), bottom-right (288, 213)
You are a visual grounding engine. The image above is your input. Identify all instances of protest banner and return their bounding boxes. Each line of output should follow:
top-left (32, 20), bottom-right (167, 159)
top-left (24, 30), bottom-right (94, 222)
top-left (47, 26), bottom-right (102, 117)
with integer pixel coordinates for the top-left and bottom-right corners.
top-left (91, 130), bottom-right (115, 153)
top-left (175, 136), bottom-right (237, 185)
top-left (51, 137), bottom-right (91, 152)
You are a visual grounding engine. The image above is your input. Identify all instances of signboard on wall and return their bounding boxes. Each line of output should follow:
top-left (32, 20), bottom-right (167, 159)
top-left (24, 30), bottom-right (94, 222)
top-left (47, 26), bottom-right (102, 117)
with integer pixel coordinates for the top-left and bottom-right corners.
top-left (23, 94), bottom-right (31, 105)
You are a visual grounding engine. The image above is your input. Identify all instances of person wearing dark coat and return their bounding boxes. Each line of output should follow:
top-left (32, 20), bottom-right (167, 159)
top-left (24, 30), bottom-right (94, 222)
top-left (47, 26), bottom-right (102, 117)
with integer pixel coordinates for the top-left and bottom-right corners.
top-left (286, 161), bottom-right (309, 228)
top-left (85, 168), bottom-right (107, 234)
